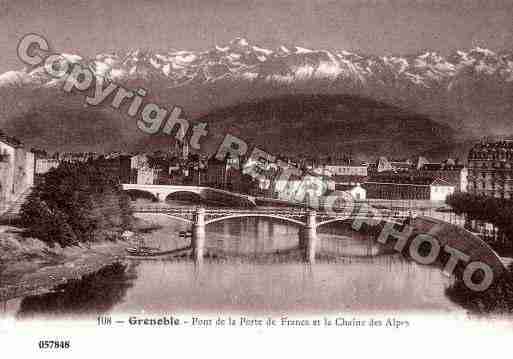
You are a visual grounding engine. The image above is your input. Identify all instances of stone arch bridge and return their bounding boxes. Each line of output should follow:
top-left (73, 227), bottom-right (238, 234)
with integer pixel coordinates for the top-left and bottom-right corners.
top-left (122, 184), bottom-right (256, 207)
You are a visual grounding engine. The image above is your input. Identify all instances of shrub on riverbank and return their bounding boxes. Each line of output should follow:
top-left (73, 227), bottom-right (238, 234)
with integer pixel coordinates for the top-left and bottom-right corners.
top-left (446, 264), bottom-right (513, 314)
top-left (20, 161), bottom-right (132, 247)
top-left (446, 193), bottom-right (513, 230)
top-left (446, 193), bottom-right (513, 254)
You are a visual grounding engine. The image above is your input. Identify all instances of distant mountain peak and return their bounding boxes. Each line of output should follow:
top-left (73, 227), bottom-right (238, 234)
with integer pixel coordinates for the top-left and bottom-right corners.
top-left (7, 37), bottom-right (511, 89)
top-left (1, 36), bottom-right (512, 142)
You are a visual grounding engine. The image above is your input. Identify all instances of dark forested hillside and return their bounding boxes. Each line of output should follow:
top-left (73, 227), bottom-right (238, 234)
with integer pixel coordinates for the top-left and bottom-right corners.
top-left (196, 94), bottom-right (462, 161)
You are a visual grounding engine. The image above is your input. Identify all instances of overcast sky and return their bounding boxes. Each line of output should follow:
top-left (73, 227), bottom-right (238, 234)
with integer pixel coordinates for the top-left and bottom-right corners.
top-left (1, 0), bottom-right (512, 73)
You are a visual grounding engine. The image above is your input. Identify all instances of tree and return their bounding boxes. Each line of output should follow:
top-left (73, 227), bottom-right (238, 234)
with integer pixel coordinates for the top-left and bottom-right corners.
top-left (20, 161), bottom-right (133, 246)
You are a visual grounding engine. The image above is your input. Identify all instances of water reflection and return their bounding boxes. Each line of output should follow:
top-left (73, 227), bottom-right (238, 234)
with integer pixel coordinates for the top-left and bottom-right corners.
top-left (108, 257), bottom-right (459, 314)
top-left (118, 214), bottom-right (460, 313)
top-left (16, 263), bottom-right (136, 319)
top-left (3, 209), bottom-right (468, 317)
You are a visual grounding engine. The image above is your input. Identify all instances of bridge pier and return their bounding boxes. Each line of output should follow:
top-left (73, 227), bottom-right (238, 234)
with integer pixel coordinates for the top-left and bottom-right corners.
top-left (300, 210), bottom-right (318, 263)
top-left (192, 207), bottom-right (206, 263)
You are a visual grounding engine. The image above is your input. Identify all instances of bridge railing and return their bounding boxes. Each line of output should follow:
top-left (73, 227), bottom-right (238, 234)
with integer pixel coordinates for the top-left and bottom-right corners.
top-left (131, 204), bottom-right (411, 220)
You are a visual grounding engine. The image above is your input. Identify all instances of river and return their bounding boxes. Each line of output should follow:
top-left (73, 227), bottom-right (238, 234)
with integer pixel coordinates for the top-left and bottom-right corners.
top-left (2, 200), bottom-right (467, 318)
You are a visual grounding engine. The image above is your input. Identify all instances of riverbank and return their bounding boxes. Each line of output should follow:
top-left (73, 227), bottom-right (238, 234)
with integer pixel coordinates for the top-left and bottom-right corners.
top-left (0, 226), bottom-right (131, 301)
top-left (0, 216), bottom-right (160, 302)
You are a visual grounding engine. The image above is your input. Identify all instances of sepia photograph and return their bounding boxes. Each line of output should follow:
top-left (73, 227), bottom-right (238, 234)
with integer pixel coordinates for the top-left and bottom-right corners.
top-left (0, 0), bottom-right (513, 356)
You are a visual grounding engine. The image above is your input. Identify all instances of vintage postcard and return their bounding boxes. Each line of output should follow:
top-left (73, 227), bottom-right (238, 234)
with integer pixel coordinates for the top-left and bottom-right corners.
top-left (1, 0), bottom-right (512, 356)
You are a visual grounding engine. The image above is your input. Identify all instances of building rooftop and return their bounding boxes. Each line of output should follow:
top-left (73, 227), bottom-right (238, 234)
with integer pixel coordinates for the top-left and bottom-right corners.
top-left (0, 130), bottom-right (24, 148)
top-left (420, 163), bottom-right (465, 171)
top-left (430, 178), bottom-right (454, 187)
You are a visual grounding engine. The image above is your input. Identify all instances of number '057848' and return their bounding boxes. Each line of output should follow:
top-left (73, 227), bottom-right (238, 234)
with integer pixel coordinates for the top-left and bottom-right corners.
top-left (38, 340), bottom-right (70, 350)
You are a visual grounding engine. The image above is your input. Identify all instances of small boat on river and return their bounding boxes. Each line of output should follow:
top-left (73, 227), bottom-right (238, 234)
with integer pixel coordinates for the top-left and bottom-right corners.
top-left (126, 237), bottom-right (164, 257)
top-left (125, 246), bottom-right (192, 259)
top-left (126, 246), bottom-right (162, 256)
top-left (126, 235), bottom-right (192, 258)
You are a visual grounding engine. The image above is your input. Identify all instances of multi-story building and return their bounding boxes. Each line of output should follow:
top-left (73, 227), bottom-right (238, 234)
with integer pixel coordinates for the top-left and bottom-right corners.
top-left (201, 155), bottom-right (254, 193)
top-left (368, 157), bottom-right (413, 176)
top-left (0, 132), bottom-right (35, 211)
top-left (364, 175), bottom-right (455, 201)
top-left (130, 154), bottom-right (154, 184)
top-left (313, 158), bottom-right (368, 185)
top-left (315, 164), bottom-right (368, 177)
top-left (368, 156), bottom-right (467, 194)
top-left (416, 162), bottom-right (468, 192)
top-left (467, 140), bottom-right (513, 199)
top-left (136, 167), bottom-right (162, 185)
top-left (92, 154), bottom-right (132, 183)
top-left (35, 158), bottom-right (61, 175)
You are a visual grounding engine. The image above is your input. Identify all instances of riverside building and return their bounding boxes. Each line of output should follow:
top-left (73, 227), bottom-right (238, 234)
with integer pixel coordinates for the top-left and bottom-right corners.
top-left (467, 140), bottom-right (513, 199)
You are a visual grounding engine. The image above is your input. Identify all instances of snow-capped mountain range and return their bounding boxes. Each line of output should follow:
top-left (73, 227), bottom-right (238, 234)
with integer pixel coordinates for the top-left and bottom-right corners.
top-left (3, 37), bottom-right (512, 88)
top-left (0, 37), bottom-right (512, 152)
